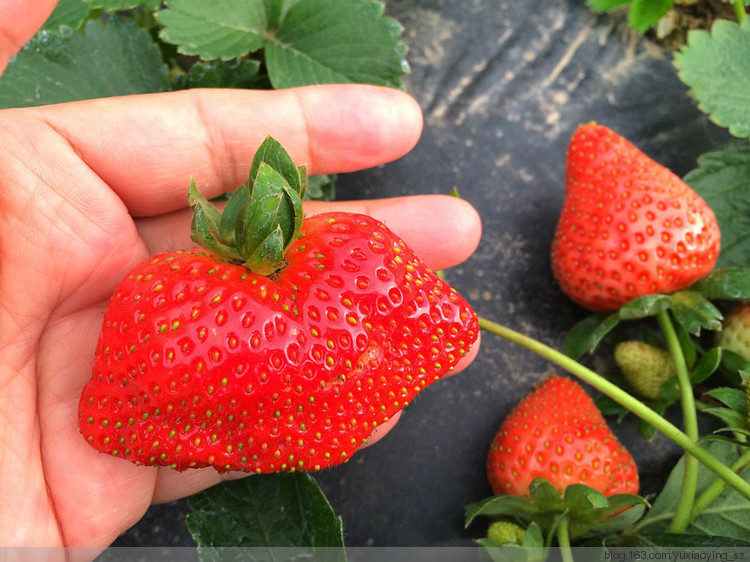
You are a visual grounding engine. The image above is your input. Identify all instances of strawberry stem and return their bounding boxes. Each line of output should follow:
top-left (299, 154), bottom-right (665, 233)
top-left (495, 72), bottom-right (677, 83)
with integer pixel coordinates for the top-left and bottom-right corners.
top-left (689, 447), bottom-right (750, 523)
top-left (734, 0), bottom-right (746, 23)
top-left (477, 316), bottom-right (750, 502)
top-left (655, 310), bottom-right (699, 534)
top-left (556, 515), bottom-right (574, 562)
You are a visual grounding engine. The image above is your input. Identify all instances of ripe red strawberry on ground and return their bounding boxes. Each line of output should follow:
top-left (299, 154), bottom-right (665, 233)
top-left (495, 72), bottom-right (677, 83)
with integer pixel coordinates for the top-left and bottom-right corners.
top-left (551, 122), bottom-right (720, 311)
top-left (486, 375), bottom-right (639, 497)
top-left (78, 137), bottom-right (479, 473)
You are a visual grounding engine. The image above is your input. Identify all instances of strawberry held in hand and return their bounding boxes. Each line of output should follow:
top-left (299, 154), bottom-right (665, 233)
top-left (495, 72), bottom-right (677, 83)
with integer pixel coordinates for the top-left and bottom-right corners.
top-left (551, 122), bottom-right (720, 311)
top-left (487, 375), bottom-right (638, 497)
top-left (78, 137), bottom-right (478, 473)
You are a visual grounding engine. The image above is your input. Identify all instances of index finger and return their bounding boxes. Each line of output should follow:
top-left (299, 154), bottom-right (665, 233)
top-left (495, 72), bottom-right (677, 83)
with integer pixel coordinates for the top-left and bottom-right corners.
top-left (21, 85), bottom-right (423, 216)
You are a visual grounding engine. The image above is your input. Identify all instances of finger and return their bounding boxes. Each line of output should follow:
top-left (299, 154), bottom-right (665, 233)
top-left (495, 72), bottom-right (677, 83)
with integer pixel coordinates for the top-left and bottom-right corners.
top-left (304, 195), bottom-right (482, 272)
top-left (27, 85), bottom-right (423, 216)
top-left (0, 0), bottom-right (57, 74)
top-left (136, 194), bottom-right (482, 272)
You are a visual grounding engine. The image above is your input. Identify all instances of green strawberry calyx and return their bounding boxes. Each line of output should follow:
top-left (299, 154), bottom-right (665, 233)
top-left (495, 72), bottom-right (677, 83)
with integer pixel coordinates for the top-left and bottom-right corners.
top-left (189, 136), bottom-right (307, 276)
top-left (466, 477), bottom-right (648, 542)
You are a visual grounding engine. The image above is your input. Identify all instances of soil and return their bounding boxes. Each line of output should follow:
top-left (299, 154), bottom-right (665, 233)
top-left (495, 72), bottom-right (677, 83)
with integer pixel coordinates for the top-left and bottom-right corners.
top-left (649, 0), bottom-right (741, 50)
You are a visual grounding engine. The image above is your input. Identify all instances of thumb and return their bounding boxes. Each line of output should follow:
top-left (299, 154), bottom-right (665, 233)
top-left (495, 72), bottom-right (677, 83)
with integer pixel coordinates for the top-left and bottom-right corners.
top-left (0, 0), bottom-right (57, 74)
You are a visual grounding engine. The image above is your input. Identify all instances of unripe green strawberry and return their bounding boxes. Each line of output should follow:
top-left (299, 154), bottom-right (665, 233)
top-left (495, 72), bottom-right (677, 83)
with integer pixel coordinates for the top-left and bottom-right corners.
top-left (717, 302), bottom-right (750, 362)
top-left (487, 520), bottom-right (526, 545)
top-left (614, 341), bottom-right (675, 401)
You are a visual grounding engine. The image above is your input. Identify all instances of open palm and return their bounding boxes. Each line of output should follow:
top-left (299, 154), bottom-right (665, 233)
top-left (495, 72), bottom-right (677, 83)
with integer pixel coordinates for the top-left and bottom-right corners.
top-left (0, 1), bottom-right (481, 550)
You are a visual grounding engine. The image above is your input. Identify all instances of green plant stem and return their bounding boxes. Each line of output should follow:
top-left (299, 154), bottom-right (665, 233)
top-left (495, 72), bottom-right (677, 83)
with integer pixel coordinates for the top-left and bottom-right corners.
top-left (655, 310), bottom-right (699, 534)
top-left (734, 0), bottom-right (746, 23)
top-left (477, 316), bottom-right (750, 502)
top-left (556, 516), bottom-right (574, 562)
top-left (689, 447), bottom-right (750, 522)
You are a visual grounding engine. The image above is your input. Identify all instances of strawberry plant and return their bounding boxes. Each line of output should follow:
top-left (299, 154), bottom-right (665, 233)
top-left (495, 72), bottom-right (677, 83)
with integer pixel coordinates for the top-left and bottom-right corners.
top-left (586, 0), bottom-right (748, 35)
top-left (470, 114), bottom-right (750, 556)
top-left (0, 0), bottom-right (408, 109)
top-left (459, 5), bottom-right (750, 548)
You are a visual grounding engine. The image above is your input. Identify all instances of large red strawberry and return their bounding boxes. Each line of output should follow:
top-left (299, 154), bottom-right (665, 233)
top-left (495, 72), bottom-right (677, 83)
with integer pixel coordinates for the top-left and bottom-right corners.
top-left (79, 137), bottom-right (479, 473)
top-left (551, 122), bottom-right (720, 311)
top-left (486, 375), bottom-right (639, 497)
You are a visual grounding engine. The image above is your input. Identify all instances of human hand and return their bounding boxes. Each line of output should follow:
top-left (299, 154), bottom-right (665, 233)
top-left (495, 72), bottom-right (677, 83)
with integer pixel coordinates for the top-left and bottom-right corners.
top-left (0, 0), bottom-right (481, 551)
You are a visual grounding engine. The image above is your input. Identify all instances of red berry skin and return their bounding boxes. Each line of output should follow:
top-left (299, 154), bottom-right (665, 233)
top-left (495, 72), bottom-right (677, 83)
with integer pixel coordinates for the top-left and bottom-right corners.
top-left (487, 376), bottom-right (639, 497)
top-left (79, 212), bottom-right (478, 473)
top-left (551, 122), bottom-right (720, 311)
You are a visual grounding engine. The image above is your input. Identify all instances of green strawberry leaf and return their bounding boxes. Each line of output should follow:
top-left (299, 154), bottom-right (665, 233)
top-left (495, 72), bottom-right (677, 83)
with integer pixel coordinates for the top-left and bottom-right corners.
top-left (703, 386), bottom-right (748, 414)
top-left (685, 141), bottom-right (750, 269)
top-left (157, 0), bottom-right (408, 88)
top-left (562, 312), bottom-right (621, 359)
top-left (700, 431), bottom-right (750, 446)
top-left (465, 495), bottom-right (541, 527)
top-left (719, 349), bottom-right (750, 385)
top-left (186, 472), bottom-right (346, 557)
top-left (700, 406), bottom-right (748, 431)
top-left (638, 399), bottom-right (669, 440)
top-left (668, 291), bottom-right (723, 336)
top-left (264, 0), bottom-right (408, 88)
top-left (176, 58), bottom-right (265, 90)
top-left (528, 478), bottom-right (566, 513)
top-left (628, 0), bottom-right (673, 33)
top-left (690, 268), bottom-right (750, 301)
top-left (672, 317), bottom-right (697, 370)
top-left (618, 294), bottom-right (672, 320)
top-left (520, 522), bottom-right (545, 548)
top-left (563, 486), bottom-right (648, 540)
top-left (563, 484), bottom-right (609, 516)
top-left (689, 347), bottom-right (722, 385)
top-left (468, 481), bottom-right (649, 546)
top-left (635, 441), bottom-right (750, 541)
top-left (0, 18), bottom-right (169, 109)
top-left (88, 0), bottom-right (162, 9)
top-left (586, 0), bottom-right (631, 12)
top-left (596, 393), bottom-right (630, 419)
top-left (674, 19), bottom-right (750, 138)
top-left (43, 0), bottom-right (90, 31)
top-left (157, 0), bottom-right (268, 60)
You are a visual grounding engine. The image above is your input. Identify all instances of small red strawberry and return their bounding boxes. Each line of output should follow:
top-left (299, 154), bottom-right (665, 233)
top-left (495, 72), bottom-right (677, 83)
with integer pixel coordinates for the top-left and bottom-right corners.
top-left (486, 375), bottom-right (639, 497)
top-left (551, 122), bottom-right (720, 311)
top-left (78, 137), bottom-right (479, 473)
